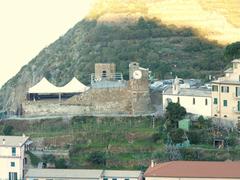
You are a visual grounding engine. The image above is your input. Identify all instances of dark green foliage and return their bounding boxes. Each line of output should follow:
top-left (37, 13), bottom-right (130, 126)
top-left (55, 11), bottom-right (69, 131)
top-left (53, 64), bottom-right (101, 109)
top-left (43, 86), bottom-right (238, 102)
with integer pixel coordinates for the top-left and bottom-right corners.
top-left (169, 129), bottom-right (185, 144)
top-left (0, 17), bottom-right (226, 111)
top-left (2, 125), bottom-right (14, 135)
top-left (55, 158), bottom-right (67, 168)
top-left (42, 154), bottom-right (56, 164)
top-left (88, 151), bottom-right (106, 166)
top-left (26, 151), bottom-right (41, 166)
top-left (224, 41), bottom-right (240, 62)
top-left (151, 133), bottom-right (161, 143)
top-left (165, 102), bottom-right (186, 128)
top-left (187, 129), bottom-right (212, 145)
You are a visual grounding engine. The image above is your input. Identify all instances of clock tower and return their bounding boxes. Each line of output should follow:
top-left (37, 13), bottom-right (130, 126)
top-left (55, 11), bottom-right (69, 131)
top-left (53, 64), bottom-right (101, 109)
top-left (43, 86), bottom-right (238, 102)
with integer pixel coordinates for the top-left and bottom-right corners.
top-left (128, 62), bottom-right (152, 115)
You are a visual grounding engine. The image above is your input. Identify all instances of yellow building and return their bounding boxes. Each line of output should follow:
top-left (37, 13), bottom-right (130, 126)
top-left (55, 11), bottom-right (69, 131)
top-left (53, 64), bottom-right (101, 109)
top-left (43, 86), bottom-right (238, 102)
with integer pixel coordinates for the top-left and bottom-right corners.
top-left (0, 135), bottom-right (30, 180)
top-left (212, 59), bottom-right (240, 123)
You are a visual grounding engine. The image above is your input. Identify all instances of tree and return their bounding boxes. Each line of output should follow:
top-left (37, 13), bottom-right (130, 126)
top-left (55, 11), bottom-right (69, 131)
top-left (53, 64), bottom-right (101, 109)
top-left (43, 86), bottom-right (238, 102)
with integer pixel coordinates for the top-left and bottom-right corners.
top-left (165, 102), bottom-right (186, 128)
top-left (169, 129), bottom-right (185, 144)
top-left (2, 125), bottom-right (14, 135)
top-left (88, 151), bottom-right (106, 166)
top-left (224, 41), bottom-right (240, 62)
top-left (55, 158), bottom-right (67, 168)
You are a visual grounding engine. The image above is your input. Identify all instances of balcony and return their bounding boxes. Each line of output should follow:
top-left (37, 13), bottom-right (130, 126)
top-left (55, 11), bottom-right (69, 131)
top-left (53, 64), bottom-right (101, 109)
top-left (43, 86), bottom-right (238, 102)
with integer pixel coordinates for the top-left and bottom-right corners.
top-left (233, 107), bottom-right (240, 113)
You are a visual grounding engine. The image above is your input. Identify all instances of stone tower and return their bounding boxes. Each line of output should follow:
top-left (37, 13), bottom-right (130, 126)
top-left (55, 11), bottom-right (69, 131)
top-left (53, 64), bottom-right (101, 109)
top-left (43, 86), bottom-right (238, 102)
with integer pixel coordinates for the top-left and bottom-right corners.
top-left (128, 62), bottom-right (153, 115)
top-left (94, 63), bottom-right (116, 81)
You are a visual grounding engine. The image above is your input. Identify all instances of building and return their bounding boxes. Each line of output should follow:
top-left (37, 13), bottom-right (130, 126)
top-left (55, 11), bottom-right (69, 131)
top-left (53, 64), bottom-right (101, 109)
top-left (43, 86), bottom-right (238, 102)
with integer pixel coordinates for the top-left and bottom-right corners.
top-left (144, 161), bottom-right (240, 180)
top-left (212, 59), bottom-right (240, 123)
top-left (0, 135), bottom-right (31, 180)
top-left (162, 77), bottom-right (212, 117)
top-left (25, 169), bottom-right (143, 180)
top-left (23, 62), bottom-right (153, 116)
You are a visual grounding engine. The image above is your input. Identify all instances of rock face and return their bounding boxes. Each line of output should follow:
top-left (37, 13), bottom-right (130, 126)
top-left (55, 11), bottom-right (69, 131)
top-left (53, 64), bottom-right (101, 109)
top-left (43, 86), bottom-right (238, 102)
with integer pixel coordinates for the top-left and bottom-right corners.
top-left (1, 0), bottom-right (240, 112)
top-left (88, 0), bottom-right (240, 44)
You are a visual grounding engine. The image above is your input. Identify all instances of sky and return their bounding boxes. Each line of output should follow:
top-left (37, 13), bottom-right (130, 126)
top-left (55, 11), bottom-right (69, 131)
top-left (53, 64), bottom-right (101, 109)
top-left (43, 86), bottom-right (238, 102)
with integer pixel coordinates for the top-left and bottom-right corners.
top-left (0, 0), bottom-right (94, 88)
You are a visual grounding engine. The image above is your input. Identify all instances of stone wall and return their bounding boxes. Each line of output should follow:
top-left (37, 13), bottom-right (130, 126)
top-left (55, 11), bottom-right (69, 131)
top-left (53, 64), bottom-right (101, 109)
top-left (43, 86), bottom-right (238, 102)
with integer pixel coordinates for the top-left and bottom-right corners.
top-left (23, 85), bottom-right (153, 116)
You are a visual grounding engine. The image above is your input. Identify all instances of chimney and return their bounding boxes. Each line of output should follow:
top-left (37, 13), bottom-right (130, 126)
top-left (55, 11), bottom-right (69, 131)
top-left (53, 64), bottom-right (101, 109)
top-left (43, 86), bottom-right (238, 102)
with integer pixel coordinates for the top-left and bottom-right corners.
top-left (2, 138), bottom-right (5, 145)
top-left (151, 160), bottom-right (155, 167)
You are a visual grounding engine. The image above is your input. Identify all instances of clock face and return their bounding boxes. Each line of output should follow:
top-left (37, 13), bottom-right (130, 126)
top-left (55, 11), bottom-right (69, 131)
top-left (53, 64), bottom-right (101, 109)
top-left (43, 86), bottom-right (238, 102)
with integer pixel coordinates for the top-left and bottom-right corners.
top-left (133, 70), bottom-right (142, 80)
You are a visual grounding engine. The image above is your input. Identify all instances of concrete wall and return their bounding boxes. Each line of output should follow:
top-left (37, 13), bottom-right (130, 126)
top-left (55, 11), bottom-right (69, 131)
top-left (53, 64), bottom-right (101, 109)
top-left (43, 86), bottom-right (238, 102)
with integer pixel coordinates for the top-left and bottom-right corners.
top-left (162, 94), bottom-right (212, 117)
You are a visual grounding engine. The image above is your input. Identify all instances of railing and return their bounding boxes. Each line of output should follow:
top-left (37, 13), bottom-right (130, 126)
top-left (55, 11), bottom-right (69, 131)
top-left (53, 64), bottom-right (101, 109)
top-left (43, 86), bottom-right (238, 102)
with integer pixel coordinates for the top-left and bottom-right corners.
top-left (233, 107), bottom-right (240, 113)
top-left (91, 73), bottom-right (123, 84)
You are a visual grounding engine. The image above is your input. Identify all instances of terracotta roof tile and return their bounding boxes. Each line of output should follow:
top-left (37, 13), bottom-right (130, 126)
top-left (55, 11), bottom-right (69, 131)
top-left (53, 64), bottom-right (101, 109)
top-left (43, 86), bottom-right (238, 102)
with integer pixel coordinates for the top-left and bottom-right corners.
top-left (144, 161), bottom-right (240, 178)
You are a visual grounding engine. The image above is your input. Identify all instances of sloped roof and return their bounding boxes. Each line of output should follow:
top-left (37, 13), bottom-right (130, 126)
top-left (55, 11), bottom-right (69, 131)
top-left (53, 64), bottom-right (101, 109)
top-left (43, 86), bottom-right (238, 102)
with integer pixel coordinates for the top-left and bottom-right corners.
top-left (28, 77), bottom-right (59, 94)
top-left (59, 77), bottom-right (89, 93)
top-left (0, 135), bottom-right (29, 147)
top-left (25, 169), bottom-right (103, 179)
top-left (144, 161), bottom-right (240, 178)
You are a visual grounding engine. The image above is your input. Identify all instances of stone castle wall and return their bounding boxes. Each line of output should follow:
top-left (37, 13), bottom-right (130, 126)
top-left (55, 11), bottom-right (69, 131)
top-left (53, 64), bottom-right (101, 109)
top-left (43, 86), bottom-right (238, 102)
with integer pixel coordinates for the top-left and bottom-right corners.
top-left (23, 85), bottom-right (153, 116)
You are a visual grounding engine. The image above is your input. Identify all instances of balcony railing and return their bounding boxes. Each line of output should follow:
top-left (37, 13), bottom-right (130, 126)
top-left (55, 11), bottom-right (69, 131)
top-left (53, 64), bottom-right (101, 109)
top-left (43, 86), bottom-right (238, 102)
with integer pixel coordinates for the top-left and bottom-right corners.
top-left (233, 107), bottom-right (240, 113)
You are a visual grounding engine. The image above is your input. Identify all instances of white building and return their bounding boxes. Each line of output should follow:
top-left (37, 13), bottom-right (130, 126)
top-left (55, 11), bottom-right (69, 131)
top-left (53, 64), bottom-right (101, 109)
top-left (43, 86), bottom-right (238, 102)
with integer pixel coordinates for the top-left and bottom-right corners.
top-left (0, 135), bottom-right (30, 180)
top-left (162, 77), bottom-right (212, 117)
top-left (25, 169), bottom-right (143, 180)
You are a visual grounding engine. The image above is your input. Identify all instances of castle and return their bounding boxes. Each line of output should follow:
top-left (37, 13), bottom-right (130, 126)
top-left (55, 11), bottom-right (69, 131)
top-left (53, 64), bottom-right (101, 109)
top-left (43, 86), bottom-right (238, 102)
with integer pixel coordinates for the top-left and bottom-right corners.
top-left (22, 62), bottom-right (153, 116)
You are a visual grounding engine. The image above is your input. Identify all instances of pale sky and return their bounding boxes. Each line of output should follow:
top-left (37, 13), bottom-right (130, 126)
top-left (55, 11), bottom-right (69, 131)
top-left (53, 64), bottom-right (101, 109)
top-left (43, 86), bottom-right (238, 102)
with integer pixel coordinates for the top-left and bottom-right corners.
top-left (0, 0), bottom-right (94, 87)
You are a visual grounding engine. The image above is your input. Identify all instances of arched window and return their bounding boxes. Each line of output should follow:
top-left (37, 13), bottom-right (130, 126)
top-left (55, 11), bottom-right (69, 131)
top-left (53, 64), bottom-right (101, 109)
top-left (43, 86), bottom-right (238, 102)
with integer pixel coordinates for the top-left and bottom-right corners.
top-left (102, 70), bottom-right (107, 78)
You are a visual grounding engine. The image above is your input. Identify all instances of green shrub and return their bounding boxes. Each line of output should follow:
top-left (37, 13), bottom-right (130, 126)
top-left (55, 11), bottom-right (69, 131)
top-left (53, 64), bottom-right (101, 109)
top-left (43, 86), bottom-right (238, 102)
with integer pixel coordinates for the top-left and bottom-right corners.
top-left (2, 125), bottom-right (14, 135)
top-left (88, 151), bottom-right (106, 166)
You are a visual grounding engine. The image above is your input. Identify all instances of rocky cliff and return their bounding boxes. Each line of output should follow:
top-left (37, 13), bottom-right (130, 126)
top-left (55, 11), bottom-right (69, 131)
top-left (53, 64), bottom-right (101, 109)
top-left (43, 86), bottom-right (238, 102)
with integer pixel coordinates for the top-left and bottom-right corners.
top-left (1, 0), bottom-right (240, 112)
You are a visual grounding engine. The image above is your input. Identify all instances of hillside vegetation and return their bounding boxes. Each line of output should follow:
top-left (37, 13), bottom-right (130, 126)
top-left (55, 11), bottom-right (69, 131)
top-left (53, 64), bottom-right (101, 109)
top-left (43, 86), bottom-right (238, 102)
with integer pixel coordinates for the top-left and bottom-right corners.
top-left (0, 18), bottom-right (225, 111)
top-left (0, 116), bottom-right (240, 169)
top-left (1, 0), bottom-right (240, 111)
top-left (88, 0), bottom-right (240, 44)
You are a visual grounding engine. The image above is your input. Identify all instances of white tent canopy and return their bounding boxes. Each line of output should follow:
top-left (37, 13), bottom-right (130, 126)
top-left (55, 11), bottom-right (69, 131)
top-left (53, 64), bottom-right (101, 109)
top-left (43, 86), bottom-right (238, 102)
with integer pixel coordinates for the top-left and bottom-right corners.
top-left (59, 77), bottom-right (89, 93)
top-left (28, 77), bottom-right (60, 94)
top-left (28, 77), bottom-right (89, 94)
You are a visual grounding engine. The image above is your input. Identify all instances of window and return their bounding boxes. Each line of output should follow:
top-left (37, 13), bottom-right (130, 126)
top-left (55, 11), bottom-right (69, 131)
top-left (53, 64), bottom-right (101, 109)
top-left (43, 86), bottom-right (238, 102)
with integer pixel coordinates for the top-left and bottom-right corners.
top-left (103, 178), bottom-right (108, 180)
top-left (224, 115), bottom-right (227, 118)
top-left (12, 147), bottom-right (16, 156)
top-left (221, 86), bottom-right (229, 93)
top-left (177, 97), bottom-right (180, 103)
top-left (102, 70), bottom-right (107, 78)
top-left (223, 100), bottom-right (228, 107)
top-left (236, 87), bottom-right (240, 97)
top-left (125, 179), bottom-right (129, 180)
top-left (193, 98), bottom-right (195, 105)
top-left (112, 178), bottom-right (117, 180)
top-left (9, 172), bottom-right (17, 180)
top-left (212, 85), bottom-right (218, 92)
top-left (10, 162), bottom-right (15, 167)
top-left (238, 101), bottom-right (240, 111)
top-left (234, 63), bottom-right (238, 69)
top-left (214, 98), bottom-right (218, 105)
top-left (205, 99), bottom-right (208, 105)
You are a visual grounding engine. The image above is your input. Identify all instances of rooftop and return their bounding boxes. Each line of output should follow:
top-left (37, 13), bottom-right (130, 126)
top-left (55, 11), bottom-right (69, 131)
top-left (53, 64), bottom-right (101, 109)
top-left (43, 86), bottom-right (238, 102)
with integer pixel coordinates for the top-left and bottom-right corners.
top-left (103, 170), bottom-right (142, 178)
top-left (212, 79), bottom-right (240, 85)
top-left (25, 169), bottom-right (103, 179)
top-left (163, 87), bottom-right (211, 97)
top-left (0, 135), bottom-right (29, 147)
top-left (232, 59), bottom-right (240, 63)
top-left (144, 161), bottom-right (240, 178)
